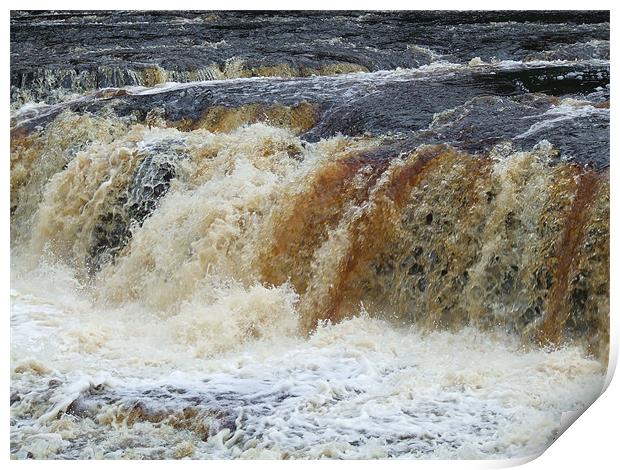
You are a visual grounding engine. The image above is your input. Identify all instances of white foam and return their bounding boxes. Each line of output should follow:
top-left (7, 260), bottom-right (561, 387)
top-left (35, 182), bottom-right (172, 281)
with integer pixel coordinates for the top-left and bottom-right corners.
top-left (514, 100), bottom-right (609, 140)
top-left (10, 273), bottom-right (605, 459)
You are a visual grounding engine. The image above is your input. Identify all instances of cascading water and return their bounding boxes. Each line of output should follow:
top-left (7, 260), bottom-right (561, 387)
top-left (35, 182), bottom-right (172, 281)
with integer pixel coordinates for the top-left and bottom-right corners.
top-left (10, 10), bottom-right (609, 460)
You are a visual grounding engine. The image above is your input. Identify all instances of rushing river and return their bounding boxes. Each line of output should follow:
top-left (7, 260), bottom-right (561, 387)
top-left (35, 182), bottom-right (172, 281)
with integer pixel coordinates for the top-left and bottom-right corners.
top-left (10, 11), bottom-right (609, 459)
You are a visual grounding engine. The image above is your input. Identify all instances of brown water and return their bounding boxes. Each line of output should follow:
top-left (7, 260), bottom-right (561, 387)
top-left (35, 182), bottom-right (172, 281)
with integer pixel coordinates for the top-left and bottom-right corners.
top-left (10, 10), bottom-right (609, 460)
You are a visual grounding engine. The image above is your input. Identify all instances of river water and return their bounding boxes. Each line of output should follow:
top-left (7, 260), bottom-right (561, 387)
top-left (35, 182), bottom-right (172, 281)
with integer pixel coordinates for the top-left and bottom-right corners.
top-left (10, 11), bottom-right (609, 459)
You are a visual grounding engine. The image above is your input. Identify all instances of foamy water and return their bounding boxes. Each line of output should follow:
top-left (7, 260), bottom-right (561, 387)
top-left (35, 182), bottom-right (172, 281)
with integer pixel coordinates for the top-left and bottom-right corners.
top-left (11, 11), bottom-right (609, 460)
top-left (10, 119), bottom-right (609, 459)
top-left (10, 261), bottom-right (605, 460)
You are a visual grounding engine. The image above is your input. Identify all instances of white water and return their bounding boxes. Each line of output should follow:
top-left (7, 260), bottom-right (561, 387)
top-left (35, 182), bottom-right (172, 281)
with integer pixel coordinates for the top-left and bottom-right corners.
top-left (10, 261), bottom-right (605, 460)
top-left (10, 118), bottom-right (608, 460)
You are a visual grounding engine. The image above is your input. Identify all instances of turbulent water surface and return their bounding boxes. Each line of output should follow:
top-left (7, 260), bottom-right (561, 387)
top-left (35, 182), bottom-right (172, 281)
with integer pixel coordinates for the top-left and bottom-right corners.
top-left (10, 11), bottom-right (609, 459)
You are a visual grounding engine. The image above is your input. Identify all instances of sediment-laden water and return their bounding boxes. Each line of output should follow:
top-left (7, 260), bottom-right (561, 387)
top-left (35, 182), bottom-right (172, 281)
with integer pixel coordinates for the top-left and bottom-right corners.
top-left (10, 11), bottom-right (609, 459)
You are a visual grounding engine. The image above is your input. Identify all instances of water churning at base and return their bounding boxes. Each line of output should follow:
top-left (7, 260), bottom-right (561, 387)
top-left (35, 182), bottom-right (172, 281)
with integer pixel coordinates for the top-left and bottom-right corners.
top-left (10, 10), bottom-right (609, 460)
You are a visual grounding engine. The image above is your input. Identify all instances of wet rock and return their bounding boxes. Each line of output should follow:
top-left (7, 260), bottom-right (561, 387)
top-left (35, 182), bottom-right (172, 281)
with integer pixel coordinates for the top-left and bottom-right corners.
top-left (11, 11), bottom-right (609, 104)
top-left (408, 263), bottom-right (424, 276)
top-left (88, 139), bottom-right (188, 273)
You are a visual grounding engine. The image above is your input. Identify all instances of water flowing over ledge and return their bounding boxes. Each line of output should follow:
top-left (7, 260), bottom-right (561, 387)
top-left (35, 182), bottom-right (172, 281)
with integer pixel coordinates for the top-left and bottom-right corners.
top-left (10, 10), bottom-right (609, 460)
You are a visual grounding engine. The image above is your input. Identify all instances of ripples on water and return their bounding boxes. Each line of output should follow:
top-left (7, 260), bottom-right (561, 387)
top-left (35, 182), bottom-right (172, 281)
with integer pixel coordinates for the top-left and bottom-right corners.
top-left (10, 10), bottom-right (609, 459)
